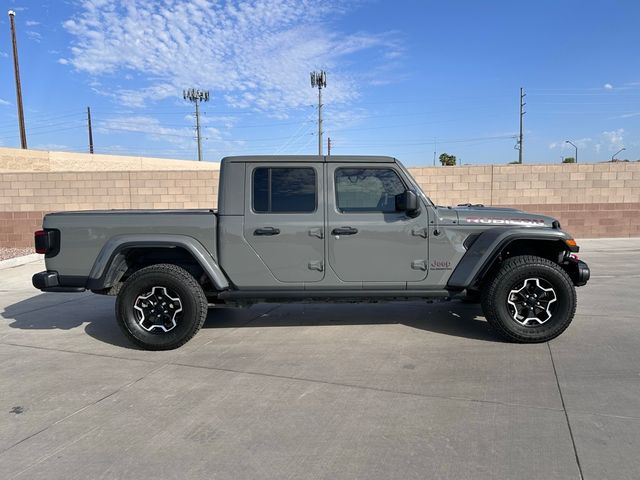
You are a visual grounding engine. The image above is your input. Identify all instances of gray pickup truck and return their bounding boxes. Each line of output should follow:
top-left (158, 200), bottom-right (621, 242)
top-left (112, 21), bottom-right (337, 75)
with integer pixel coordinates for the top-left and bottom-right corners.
top-left (33, 155), bottom-right (590, 350)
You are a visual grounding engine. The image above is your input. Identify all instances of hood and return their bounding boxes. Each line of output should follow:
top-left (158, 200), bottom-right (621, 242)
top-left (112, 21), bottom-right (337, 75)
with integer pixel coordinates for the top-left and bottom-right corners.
top-left (436, 204), bottom-right (558, 228)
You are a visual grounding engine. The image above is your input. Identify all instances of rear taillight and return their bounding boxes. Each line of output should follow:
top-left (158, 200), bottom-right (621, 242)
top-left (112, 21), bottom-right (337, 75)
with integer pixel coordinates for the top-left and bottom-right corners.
top-left (34, 230), bottom-right (48, 254)
top-left (35, 229), bottom-right (57, 255)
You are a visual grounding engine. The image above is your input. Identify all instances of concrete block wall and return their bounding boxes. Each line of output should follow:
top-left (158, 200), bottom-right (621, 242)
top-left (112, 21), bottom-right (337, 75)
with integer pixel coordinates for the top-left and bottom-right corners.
top-left (0, 170), bottom-right (219, 247)
top-left (407, 163), bottom-right (640, 238)
top-left (0, 147), bottom-right (220, 172)
top-left (1, 147), bottom-right (639, 247)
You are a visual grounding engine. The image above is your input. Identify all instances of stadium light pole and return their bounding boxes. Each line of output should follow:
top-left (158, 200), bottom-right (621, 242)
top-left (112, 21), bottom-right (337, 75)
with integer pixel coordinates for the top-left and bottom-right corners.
top-left (565, 140), bottom-right (578, 163)
top-left (310, 71), bottom-right (327, 157)
top-left (612, 147), bottom-right (626, 161)
top-left (183, 89), bottom-right (210, 161)
top-left (8, 10), bottom-right (27, 149)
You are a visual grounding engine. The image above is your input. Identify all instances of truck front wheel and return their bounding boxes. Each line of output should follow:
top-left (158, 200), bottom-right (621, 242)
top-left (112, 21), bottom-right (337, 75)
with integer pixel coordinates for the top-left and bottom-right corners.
top-left (481, 255), bottom-right (576, 343)
top-left (116, 264), bottom-right (208, 350)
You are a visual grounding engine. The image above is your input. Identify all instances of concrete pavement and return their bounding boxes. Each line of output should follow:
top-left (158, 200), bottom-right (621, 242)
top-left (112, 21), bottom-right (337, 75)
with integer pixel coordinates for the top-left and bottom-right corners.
top-left (1, 239), bottom-right (639, 479)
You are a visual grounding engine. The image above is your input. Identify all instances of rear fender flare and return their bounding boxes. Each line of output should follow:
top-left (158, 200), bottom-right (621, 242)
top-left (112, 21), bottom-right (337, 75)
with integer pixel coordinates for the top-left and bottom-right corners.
top-left (447, 228), bottom-right (572, 290)
top-left (86, 234), bottom-right (229, 291)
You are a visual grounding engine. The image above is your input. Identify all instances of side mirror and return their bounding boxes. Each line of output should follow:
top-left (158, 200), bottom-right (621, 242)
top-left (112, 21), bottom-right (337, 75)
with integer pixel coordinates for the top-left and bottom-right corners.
top-left (395, 190), bottom-right (419, 216)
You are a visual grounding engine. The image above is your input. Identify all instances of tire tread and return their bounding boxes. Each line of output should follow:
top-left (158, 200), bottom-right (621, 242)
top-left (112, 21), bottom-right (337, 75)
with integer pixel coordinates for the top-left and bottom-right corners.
top-left (481, 255), bottom-right (576, 343)
top-left (116, 263), bottom-right (208, 350)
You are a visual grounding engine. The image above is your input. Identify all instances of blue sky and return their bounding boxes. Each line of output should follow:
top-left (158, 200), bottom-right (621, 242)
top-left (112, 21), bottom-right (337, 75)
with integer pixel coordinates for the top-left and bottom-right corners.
top-left (0, 0), bottom-right (638, 165)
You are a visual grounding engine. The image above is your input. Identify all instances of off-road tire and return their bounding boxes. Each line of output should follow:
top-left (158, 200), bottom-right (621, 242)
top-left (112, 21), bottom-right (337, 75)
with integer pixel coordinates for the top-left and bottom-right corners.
top-left (116, 264), bottom-right (208, 350)
top-left (481, 255), bottom-right (576, 343)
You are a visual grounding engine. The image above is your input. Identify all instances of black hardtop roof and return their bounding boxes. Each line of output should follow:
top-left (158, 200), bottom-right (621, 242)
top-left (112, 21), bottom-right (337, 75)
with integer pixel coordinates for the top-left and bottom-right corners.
top-left (221, 155), bottom-right (397, 164)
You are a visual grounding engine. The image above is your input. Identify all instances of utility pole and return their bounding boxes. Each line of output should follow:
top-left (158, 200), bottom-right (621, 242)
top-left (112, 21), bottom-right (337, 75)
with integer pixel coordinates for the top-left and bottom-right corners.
top-left (87, 107), bottom-right (94, 154)
top-left (183, 88), bottom-right (210, 161)
top-left (433, 137), bottom-right (437, 166)
top-left (310, 71), bottom-right (327, 157)
top-left (8, 10), bottom-right (27, 149)
top-left (518, 87), bottom-right (526, 163)
top-left (327, 137), bottom-right (331, 156)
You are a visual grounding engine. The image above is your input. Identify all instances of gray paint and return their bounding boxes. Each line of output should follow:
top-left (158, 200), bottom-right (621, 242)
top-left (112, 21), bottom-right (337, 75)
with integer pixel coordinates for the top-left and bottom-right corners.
top-left (447, 227), bottom-right (572, 289)
top-left (86, 234), bottom-right (229, 290)
top-left (325, 163), bottom-right (429, 283)
top-left (243, 162), bottom-right (325, 283)
top-left (37, 155), bottom-right (584, 300)
top-left (221, 155), bottom-right (395, 165)
top-left (217, 161), bottom-right (245, 216)
top-left (43, 210), bottom-right (218, 278)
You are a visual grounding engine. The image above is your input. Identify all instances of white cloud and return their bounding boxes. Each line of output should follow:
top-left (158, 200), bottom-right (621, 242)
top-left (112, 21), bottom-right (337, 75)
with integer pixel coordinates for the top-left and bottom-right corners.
top-left (57, 58), bottom-right (69, 65)
top-left (25, 20), bottom-right (40, 26)
top-left (549, 138), bottom-right (592, 150)
top-left (603, 83), bottom-right (613, 90)
top-left (25, 30), bottom-right (42, 42)
top-left (62, 0), bottom-right (401, 112)
top-left (602, 128), bottom-right (624, 150)
top-left (617, 111), bottom-right (640, 119)
top-left (0, 98), bottom-right (11, 106)
top-left (0, 51), bottom-right (8, 58)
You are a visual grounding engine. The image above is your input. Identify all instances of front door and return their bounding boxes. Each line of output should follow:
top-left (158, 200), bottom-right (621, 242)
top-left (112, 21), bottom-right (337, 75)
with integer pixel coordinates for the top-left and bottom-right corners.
top-left (243, 163), bottom-right (325, 283)
top-left (327, 164), bottom-right (429, 283)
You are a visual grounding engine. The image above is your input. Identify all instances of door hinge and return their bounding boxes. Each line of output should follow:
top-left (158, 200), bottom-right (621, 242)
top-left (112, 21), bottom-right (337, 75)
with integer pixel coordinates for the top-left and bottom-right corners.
top-left (308, 261), bottom-right (324, 272)
top-left (308, 227), bottom-right (324, 239)
top-left (411, 260), bottom-right (428, 271)
top-left (411, 227), bottom-right (428, 238)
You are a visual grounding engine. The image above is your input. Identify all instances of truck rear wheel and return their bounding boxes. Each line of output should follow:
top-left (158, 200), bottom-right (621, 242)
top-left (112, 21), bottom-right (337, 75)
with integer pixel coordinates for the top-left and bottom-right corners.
top-left (481, 255), bottom-right (576, 343)
top-left (116, 264), bottom-right (208, 350)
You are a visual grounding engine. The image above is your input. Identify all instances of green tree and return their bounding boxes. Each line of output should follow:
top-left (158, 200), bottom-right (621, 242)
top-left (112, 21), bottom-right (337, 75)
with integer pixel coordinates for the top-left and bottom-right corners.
top-left (562, 157), bottom-right (576, 163)
top-left (439, 152), bottom-right (457, 166)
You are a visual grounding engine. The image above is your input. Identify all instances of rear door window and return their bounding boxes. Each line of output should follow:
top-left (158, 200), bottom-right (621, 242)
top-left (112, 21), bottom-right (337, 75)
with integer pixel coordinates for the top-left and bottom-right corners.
top-left (252, 167), bottom-right (316, 213)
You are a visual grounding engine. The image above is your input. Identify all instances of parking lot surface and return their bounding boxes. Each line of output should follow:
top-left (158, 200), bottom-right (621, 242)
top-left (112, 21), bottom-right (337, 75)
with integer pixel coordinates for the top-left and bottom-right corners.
top-left (1, 238), bottom-right (639, 479)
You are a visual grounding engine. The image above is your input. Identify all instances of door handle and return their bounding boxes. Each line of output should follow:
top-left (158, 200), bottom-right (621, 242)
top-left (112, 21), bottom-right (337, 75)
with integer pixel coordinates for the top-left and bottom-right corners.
top-left (254, 227), bottom-right (280, 236)
top-left (308, 227), bottom-right (324, 239)
top-left (331, 226), bottom-right (358, 236)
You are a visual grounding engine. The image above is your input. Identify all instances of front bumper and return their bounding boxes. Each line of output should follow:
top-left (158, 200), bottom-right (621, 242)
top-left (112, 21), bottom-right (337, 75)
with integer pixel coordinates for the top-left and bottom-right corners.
top-left (575, 260), bottom-right (590, 286)
top-left (563, 259), bottom-right (590, 287)
top-left (32, 271), bottom-right (85, 292)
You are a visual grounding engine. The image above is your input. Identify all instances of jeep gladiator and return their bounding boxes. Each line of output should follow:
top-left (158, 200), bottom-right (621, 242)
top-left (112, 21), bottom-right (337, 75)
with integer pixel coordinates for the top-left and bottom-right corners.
top-left (32, 156), bottom-right (590, 350)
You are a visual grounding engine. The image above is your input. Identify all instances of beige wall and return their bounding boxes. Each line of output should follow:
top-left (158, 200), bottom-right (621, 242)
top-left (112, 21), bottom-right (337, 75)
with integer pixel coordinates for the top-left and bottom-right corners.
top-left (408, 163), bottom-right (640, 206)
top-left (0, 147), bottom-right (220, 172)
top-left (1, 147), bottom-right (639, 247)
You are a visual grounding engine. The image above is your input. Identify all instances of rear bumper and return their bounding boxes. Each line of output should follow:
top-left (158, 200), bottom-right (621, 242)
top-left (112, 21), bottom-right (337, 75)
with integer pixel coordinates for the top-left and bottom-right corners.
top-left (32, 271), bottom-right (85, 292)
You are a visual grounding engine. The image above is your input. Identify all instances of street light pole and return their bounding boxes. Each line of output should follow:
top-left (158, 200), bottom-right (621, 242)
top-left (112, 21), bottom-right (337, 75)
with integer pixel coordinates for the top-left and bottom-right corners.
top-left (8, 10), bottom-right (27, 149)
top-left (565, 140), bottom-right (578, 163)
top-left (183, 89), bottom-right (210, 161)
top-left (611, 147), bottom-right (626, 161)
top-left (310, 71), bottom-right (327, 157)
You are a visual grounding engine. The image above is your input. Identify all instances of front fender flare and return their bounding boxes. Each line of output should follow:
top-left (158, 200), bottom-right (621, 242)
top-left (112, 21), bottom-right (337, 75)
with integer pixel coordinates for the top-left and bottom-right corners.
top-left (447, 227), bottom-right (572, 290)
top-left (86, 234), bottom-right (229, 291)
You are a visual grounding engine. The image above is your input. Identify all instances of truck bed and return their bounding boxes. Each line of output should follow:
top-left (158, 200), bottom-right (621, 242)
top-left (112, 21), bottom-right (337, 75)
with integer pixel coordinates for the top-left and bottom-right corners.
top-left (43, 209), bottom-right (218, 279)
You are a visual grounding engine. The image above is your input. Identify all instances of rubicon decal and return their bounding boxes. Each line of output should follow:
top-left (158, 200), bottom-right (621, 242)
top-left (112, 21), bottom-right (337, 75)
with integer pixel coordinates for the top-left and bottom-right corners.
top-left (465, 217), bottom-right (545, 226)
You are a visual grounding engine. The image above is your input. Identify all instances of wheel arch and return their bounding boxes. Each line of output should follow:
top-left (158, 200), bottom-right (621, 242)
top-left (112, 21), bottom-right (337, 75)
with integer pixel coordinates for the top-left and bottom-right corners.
top-left (447, 228), bottom-right (575, 290)
top-left (86, 234), bottom-right (229, 292)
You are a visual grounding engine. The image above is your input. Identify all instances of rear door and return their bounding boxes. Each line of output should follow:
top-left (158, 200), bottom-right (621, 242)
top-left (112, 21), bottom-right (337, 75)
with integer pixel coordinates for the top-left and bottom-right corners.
top-left (327, 164), bottom-right (429, 283)
top-left (243, 163), bottom-right (325, 283)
